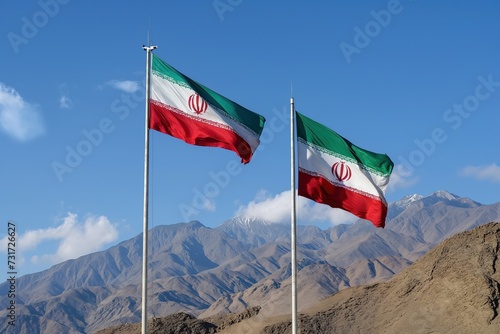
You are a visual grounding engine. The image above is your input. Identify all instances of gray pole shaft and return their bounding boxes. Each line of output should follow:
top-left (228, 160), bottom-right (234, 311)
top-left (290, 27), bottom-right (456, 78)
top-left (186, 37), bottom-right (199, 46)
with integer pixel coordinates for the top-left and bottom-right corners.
top-left (141, 45), bottom-right (156, 334)
top-left (290, 97), bottom-right (298, 334)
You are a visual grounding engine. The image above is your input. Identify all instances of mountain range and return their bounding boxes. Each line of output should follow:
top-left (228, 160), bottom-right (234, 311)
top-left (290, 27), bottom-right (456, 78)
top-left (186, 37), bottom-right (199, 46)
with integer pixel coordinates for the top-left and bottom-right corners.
top-left (1, 190), bottom-right (500, 333)
top-left (226, 221), bottom-right (500, 334)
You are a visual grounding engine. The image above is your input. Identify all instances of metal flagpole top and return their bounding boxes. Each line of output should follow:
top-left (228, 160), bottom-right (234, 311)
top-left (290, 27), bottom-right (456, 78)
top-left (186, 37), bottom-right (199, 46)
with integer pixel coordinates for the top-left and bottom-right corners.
top-left (143, 45), bottom-right (158, 52)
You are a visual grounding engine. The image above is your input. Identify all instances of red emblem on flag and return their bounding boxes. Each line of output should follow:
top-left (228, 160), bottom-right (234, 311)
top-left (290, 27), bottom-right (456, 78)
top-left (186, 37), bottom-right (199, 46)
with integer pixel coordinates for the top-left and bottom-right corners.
top-left (332, 161), bottom-right (352, 182)
top-left (188, 94), bottom-right (208, 114)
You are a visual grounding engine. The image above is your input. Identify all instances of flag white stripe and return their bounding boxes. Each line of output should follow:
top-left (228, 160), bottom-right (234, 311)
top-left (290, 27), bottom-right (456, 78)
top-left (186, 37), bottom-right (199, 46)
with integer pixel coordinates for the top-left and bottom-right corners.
top-left (151, 74), bottom-right (260, 152)
top-left (298, 140), bottom-right (390, 199)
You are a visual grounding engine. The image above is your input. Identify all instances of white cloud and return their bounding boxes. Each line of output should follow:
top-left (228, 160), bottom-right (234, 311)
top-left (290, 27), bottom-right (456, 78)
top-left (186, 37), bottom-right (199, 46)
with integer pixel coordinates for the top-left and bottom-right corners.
top-left (107, 80), bottom-right (140, 93)
top-left (0, 82), bottom-right (45, 141)
top-left (236, 190), bottom-right (358, 226)
top-left (386, 164), bottom-right (418, 192)
top-left (0, 213), bottom-right (118, 265)
top-left (59, 83), bottom-right (73, 109)
top-left (59, 95), bottom-right (73, 109)
top-left (460, 163), bottom-right (500, 182)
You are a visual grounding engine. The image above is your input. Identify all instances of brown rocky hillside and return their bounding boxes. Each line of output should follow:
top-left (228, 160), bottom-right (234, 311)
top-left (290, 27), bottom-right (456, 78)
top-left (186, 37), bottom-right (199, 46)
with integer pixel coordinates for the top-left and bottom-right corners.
top-left (96, 222), bottom-right (500, 334)
top-left (258, 221), bottom-right (500, 334)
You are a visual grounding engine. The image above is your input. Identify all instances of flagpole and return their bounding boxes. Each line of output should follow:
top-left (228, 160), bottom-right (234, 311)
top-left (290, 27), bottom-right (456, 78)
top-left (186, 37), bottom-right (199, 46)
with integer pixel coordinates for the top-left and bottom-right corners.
top-left (141, 44), bottom-right (157, 334)
top-left (290, 96), bottom-right (298, 334)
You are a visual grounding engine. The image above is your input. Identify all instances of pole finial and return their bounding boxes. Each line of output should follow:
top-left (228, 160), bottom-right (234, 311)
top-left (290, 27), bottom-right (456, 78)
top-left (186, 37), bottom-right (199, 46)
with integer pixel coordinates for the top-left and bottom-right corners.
top-left (143, 45), bottom-right (158, 52)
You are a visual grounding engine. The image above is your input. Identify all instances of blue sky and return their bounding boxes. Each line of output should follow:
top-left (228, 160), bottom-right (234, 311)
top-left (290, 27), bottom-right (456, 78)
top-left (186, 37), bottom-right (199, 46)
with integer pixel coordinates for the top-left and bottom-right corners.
top-left (1, 0), bottom-right (500, 275)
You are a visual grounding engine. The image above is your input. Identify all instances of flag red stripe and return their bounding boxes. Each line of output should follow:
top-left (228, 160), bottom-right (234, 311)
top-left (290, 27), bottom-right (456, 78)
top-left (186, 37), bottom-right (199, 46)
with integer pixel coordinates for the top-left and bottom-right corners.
top-left (298, 171), bottom-right (388, 228)
top-left (149, 100), bottom-right (253, 164)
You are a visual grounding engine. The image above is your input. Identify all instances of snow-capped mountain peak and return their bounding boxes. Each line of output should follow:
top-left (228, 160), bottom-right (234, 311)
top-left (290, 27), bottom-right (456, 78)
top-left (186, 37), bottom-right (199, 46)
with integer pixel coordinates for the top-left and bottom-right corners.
top-left (222, 216), bottom-right (275, 227)
top-left (392, 193), bottom-right (424, 209)
top-left (432, 190), bottom-right (459, 201)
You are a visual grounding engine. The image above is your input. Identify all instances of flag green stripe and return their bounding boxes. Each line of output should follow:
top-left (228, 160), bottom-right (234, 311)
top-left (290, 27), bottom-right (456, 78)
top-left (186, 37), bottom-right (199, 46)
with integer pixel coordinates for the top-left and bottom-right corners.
top-left (296, 112), bottom-right (393, 176)
top-left (152, 54), bottom-right (265, 136)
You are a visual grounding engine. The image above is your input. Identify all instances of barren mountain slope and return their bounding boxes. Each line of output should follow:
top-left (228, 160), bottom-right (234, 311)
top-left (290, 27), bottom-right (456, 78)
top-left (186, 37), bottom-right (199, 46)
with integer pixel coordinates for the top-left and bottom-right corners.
top-left (92, 221), bottom-right (500, 334)
top-left (257, 221), bottom-right (500, 334)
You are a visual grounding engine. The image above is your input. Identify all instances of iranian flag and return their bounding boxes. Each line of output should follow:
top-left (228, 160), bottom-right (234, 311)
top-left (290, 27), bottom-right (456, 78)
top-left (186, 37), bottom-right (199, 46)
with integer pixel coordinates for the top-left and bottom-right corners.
top-left (296, 112), bottom-right (393, 228)
top-left (149, 54), bottom-right (266, 164)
